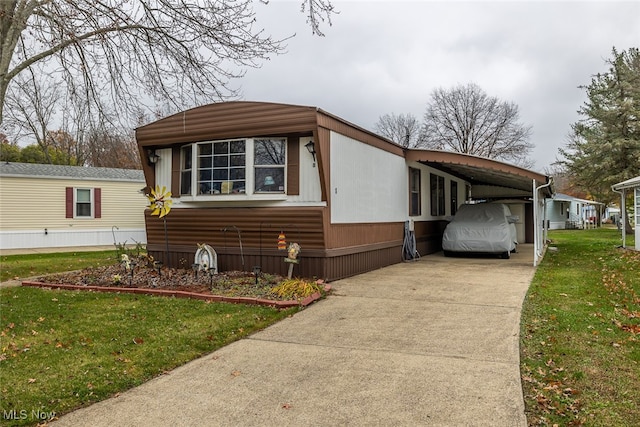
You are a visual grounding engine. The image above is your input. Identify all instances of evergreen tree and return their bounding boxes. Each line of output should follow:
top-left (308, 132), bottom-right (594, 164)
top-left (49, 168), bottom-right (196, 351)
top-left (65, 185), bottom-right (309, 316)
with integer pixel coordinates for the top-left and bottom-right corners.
top-left (559, 47), bottom-right (640, 204)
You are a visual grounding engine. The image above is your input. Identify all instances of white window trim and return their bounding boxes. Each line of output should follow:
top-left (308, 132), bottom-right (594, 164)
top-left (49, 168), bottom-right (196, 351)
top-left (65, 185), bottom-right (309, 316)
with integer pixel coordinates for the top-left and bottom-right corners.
top-left (74, 188), bottom-right (94, 219)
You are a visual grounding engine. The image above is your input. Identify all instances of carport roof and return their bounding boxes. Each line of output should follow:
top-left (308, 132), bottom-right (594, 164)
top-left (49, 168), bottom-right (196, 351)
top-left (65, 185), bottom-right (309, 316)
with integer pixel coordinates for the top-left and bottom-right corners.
top-left (406, 149), bottom-right (553, 197)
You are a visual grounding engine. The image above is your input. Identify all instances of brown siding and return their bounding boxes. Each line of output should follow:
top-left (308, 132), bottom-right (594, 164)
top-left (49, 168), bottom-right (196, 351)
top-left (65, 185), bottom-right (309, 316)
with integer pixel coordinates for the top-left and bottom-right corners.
top-left (325, 222), bottom-right (404, 249)
top-left (286, 137), bottom-right (300, 195)
top-left (146, 206), bottom-right (448, 281)
top-left (414, 220), bottom-right (448, 255)
top-left (145, 206), bottom-right (326, 274)
top-left (136, 102), bottom-right (318, 148)
top-left (171, 146), bottom-right (181, 197)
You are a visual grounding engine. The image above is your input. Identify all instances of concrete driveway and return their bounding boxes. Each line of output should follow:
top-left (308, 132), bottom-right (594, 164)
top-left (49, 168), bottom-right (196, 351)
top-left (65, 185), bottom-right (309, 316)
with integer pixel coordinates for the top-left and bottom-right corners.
top-left (52, 246), bottom-right (536, 426)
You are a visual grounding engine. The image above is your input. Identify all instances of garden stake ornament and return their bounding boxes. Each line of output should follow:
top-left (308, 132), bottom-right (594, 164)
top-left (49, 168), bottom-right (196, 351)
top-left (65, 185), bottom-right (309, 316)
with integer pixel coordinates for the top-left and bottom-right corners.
top-left (284, 242), bottom-right (301, 279)
top-left (146, 185), bottom-right (173, 266)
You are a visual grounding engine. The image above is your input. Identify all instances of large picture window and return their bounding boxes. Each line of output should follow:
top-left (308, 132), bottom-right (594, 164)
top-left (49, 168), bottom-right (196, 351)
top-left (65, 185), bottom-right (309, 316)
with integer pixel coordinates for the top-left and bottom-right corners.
top-left (430, 173), bottom-right (445, 216)
top-left (181, 138), bottom-right (288, 197)
top-left (254, 138), bottom-right (286, 193)
top-left (197, 140), bottom-right (246, 194)
top-left (409, 167), bottom-right (421, 216)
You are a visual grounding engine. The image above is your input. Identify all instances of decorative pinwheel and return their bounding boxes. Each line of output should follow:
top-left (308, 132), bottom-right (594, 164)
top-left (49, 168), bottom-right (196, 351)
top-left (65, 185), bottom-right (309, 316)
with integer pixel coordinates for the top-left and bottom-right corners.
top-left (147, 185), bottom-right (173, 218)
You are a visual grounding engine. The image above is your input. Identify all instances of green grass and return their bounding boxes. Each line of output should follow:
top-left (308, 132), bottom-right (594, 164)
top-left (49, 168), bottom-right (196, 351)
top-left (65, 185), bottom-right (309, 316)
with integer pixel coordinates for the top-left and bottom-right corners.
top-left (0, 287), bottom-right (295, 425)
top-left (521, 228), bottom-right (639, 426)
top-left (1, 251), bottom-right (119, 283)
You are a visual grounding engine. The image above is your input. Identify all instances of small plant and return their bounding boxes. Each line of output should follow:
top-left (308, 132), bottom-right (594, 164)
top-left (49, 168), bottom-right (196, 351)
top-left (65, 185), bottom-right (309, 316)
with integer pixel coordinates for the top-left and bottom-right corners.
top-left (112, 274), bottom-right (122, 285)
top-left (270, 278), bottom-right (323, 300)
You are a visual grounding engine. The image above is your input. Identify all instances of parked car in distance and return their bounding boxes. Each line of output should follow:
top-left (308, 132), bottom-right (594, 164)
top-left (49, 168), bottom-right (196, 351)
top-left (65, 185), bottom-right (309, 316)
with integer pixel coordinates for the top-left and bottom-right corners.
top-left (442, 203), bottom-right (518, 259)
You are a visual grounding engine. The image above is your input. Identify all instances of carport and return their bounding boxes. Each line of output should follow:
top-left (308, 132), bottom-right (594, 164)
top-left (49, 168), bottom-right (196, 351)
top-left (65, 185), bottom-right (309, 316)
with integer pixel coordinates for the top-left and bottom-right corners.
top-left (406, 150), bottom-right (554, 266)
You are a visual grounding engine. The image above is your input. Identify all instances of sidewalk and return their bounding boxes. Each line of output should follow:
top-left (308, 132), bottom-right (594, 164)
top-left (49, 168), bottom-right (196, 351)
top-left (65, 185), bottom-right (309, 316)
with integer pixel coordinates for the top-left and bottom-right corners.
top-left (51, 246), bottom-right (535, 426)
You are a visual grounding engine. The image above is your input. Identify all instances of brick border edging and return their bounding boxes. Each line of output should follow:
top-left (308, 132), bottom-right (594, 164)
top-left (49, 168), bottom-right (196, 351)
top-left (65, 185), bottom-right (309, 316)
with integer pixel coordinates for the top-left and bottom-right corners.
top-left (21, 281), bottom-right (331, 308)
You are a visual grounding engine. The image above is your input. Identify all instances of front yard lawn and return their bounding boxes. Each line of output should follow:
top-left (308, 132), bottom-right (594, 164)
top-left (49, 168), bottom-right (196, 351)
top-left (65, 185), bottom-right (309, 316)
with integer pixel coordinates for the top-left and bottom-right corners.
top-left (521, 228), bottom-right (639, 426)
top-left (0, 286), bottom-right (295, 426)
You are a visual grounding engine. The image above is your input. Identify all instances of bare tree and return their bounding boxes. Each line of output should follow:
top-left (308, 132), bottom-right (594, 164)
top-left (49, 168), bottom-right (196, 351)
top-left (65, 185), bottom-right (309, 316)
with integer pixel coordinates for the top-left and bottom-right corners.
top-left (4, 65), bottom-right (61, 163)
top-left (374, 113), bottom-right (425, 148)
top-left (84, 128), bottom-right (141, 169)
top-left (422, 83), bottom-right (534, 166)
top-left (0, 0), bottom-right (336, 126)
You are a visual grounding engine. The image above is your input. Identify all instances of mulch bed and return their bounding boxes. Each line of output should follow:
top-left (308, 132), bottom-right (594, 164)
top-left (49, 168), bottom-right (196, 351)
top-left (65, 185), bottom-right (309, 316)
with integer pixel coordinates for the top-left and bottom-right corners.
top-left (22, 263), bottom-right (329, 308)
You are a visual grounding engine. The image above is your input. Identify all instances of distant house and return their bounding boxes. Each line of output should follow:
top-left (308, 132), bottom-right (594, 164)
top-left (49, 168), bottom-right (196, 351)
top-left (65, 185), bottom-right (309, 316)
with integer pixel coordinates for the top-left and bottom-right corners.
top-left (0, 162), bottom-right (147, 250)
top-left (545, 193), bottom-right (604, 230)
top-left (135, 101), bottom-right (553, 280)
top-left (612, 176), bottom-right (640, 250)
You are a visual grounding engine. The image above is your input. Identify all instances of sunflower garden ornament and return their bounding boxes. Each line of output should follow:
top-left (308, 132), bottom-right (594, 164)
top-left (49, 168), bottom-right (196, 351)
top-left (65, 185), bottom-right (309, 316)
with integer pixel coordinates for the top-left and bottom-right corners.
top-left (147, 185), bottom-right (173, 218)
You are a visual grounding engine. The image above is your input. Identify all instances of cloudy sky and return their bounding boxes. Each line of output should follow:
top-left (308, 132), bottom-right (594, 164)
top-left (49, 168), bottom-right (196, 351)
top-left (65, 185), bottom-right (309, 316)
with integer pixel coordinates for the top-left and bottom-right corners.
top-left (236, 0), bottom-right (640, 172)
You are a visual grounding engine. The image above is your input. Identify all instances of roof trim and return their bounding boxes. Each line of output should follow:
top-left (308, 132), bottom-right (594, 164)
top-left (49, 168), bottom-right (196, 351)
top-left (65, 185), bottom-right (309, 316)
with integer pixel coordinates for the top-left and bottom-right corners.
top-left (612, 175), bottom-right (640, 190)
top-left (552, 193), bottom-right (604, 205)
top-left (0, 162), bottom-right (145, 182)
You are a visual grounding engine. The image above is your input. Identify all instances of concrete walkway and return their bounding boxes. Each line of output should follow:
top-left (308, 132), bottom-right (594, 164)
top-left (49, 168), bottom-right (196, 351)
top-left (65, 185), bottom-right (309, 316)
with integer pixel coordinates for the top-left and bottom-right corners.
top-left (52, 246), bottom-right (536, 426)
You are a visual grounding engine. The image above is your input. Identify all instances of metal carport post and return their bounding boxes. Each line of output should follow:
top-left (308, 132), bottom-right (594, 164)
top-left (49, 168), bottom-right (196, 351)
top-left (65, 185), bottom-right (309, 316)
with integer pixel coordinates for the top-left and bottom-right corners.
top-left (533, 178), bottom-right (552, 267)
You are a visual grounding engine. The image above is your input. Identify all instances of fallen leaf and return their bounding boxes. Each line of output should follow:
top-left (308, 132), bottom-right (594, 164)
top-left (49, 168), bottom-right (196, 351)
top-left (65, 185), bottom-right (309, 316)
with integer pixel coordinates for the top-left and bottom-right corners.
top-left (28, 378), bottom-right (36, 383)
top-left (133, 337), bottom-right (144, 345)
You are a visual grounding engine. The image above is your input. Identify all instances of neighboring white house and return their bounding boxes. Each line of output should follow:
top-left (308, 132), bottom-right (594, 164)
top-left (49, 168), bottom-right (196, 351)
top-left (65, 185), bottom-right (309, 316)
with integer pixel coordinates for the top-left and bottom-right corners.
top-left (612, 176), bottom-right (640, 250)
top-left (545, 193), bottom-right (603, 230)
top-left (0, 162), bottom-right (148, 250)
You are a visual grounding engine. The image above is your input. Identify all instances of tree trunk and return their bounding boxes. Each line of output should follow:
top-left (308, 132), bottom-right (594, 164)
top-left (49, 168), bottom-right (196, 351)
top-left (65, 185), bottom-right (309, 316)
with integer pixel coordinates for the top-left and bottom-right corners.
top-left (624, 214), bottom-right (634, 235)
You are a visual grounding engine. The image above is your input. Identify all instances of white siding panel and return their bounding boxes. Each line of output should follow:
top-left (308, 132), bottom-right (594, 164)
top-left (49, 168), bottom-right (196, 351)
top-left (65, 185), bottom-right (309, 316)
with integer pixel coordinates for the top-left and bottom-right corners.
top-left (330, 132), bottom-right (407, 223)
top-left (0, 228), bottom-right (147, 250)
top-left (154, 148), bottom-right (172, 191)
top-left (289, 136), bottom-right (322, 204)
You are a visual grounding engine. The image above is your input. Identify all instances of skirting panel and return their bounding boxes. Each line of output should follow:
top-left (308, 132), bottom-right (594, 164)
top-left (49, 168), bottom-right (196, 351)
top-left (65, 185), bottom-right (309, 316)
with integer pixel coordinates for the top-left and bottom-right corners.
top-left (147, 231), bottom-right (444, 282)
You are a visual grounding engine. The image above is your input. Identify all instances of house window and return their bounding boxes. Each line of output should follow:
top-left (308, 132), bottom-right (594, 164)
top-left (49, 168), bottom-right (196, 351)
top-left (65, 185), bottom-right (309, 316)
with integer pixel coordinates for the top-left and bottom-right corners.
top-left (254, 138), bottom-right (286, 193)
top-left (180, 145), bottom-right (192, 195)
top-left (181, 138), bottom-right (289, 196)
top-left (430, 173), bottom-right (445, 216)
top-left (197, 140), bottom-right (246, 194)
top-left (76, 189), bottom-right (92, 217)
top-left (450, 180), bottom-right (458, 215)
top-left (66, 187), bottom-right (101, 219)
top-left (409, 167), bottom-right (421, 216)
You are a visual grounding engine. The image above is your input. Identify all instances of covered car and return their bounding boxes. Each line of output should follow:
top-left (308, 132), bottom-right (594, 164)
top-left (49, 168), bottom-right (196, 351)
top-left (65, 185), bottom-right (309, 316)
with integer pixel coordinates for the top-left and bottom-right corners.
top-left (442, 203), bottom-right (518, 259)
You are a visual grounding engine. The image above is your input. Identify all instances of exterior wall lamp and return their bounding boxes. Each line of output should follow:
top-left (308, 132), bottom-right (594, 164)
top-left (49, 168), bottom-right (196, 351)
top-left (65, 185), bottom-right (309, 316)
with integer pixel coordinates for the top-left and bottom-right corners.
top-left (305, 141), bottom-right (316, 164)
top-left (147, 149), bottom-right (160, 165)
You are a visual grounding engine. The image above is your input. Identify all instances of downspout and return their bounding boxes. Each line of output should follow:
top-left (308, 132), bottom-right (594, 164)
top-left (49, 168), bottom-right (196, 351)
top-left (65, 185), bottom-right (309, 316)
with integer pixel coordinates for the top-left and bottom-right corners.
top-left (612, 186), bottom-right (626, 248)
top-left (533, 178), bottom-right (553, 267)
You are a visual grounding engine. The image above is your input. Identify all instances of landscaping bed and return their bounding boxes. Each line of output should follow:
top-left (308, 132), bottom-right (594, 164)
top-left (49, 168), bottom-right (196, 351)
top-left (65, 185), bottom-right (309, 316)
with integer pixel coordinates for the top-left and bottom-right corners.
top-left (23, 259), bottom-right (329, 308)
